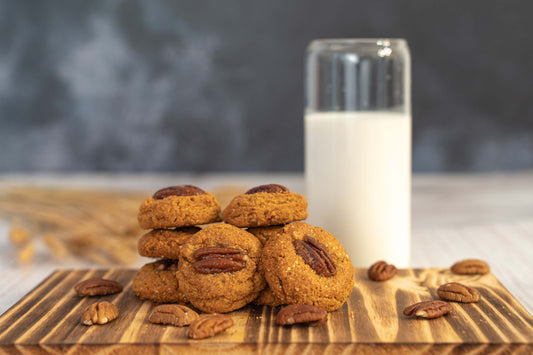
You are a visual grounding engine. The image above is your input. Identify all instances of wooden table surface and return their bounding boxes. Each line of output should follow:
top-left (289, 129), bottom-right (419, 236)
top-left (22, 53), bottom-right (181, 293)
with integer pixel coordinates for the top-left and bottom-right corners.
top-left (0, 171), bottom-right (532, 319)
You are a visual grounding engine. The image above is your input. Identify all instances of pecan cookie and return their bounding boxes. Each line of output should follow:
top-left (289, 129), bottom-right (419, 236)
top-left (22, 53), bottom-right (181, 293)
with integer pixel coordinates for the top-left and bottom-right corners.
top-left (177, 223), bottom-right (266, 313)
top-left (132, 259), bottom-right (188, 303)
top-left (137, 227), bottom-right (201, 259)
top-left (138, 185), bottom-right (221, 229)
top-left (262, 222), bottom-right (354, 312)
top-left (222, 184), bottom-right (308, 227)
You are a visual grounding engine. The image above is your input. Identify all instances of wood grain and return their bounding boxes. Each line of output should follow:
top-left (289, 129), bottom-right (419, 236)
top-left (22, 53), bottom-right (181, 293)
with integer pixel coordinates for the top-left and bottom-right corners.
top-left (0, 268), bottom-right (532, 354)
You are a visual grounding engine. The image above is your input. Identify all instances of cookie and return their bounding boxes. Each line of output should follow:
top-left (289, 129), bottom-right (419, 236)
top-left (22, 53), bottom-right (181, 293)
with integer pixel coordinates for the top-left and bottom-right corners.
top-left (137, 227), bottom-right (200, 259)
top-left (177, 223), bottom-right (266, 313)
top-left (222, 184), bottom-right (307, 227)
top-left (138, 185), bottom-right (221, 229)
top-left (247, 225), bottom-right (285, 245)
top-left (261, 222), bottom-right (354, 312)
top-left (132, 259), bottom-right (188, 303)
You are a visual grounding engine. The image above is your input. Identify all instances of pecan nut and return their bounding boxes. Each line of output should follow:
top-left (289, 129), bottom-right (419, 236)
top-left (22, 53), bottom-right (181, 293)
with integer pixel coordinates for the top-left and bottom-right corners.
top-left (81, 301), bottom-right (119, 325)
top-left (193, 247), bottom-right (247, 274)
top-left (294, 235), bottom-right (336, 277)
top-left (451, 259), bottom-right (490, 275)
top-left (403, 300), bottom-right (453, 319)
top-left (187, 314), bottom-right (233, 340)
top-left (437, 282), bottom-right (480, 303)
top-left (276, 304), bottom-right (328, 326)
top-left (245, 184), bottom-right (289, 194)
top-left (149, 304), bottom-right (199, 326)
top-left (368, 261), bottom-right (397, 281)
top-left (153, 185), bottom-right (206, 199)
top-left (74, 278), bottom-right (123, 296)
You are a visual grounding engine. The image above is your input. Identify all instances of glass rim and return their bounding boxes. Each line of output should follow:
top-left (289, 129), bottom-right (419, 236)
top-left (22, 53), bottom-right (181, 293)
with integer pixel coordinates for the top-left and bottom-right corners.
top-left (308, 38), bottom-right (408, 51)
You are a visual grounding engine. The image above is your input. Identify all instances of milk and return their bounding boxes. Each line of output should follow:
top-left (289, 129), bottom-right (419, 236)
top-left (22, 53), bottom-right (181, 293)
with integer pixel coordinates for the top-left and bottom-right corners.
top-left (305, 111), bottom-right (411, 267)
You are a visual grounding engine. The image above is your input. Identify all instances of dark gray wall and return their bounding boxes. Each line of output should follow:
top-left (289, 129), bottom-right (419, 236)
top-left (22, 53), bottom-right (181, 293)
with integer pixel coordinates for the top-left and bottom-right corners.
top-left (1, 0), bottom-right (533, 172)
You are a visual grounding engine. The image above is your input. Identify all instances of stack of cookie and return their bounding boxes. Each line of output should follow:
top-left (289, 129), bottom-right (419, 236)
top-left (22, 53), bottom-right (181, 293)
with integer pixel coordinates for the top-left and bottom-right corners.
top-left (132, 185), bottom-right (221, 303)
top-left (222, 184), bottom-right (309, 306)
top-left (132, 183), bottom-right (354, 315)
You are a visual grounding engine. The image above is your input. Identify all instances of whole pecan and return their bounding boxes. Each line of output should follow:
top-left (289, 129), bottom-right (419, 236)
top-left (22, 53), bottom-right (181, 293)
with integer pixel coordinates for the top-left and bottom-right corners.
top-left (187, 314), bottom-right (233, 340)
top-left (152, 185), bottom-right (206, 199)
top-left (193, 247), bottom-right (247, 274)
top-left (451, 259), bottom-right (490, 275)
top-left (245, 184), bottom-right (289, 194)
top-left (81, 301), bottom-right (119, 325)
top-left (294, 235), bottom-right (336, 277)
top-left (276, 304), bottom-right (328, 326)
top-left (149, 304), bottom-right (199, 327)
top-left (368, 261), bottom-right (397, 281)
top-left (74, 278), bottom-right (123, 297)
top-left (403, 300), bottom-right (453, 319)
top-left (437, 282), bottom-right (480, 303)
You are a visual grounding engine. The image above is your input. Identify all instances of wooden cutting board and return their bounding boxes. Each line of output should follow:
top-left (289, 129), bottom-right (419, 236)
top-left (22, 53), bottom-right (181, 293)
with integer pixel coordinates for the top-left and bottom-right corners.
top-left (0, 268), bottom-right (532, 354)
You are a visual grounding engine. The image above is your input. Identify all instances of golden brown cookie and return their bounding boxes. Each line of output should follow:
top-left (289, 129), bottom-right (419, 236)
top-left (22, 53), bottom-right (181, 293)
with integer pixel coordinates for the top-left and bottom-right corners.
top-left (138, 185), bottom-right (221, 229)
top-left (137, 227), bottom-right (200, 259)
top-left (247, 225), bottom-right (285, 245)
top-left (261, 222), bottom-right (354, 312)
top-left (132, 259), bottom-right (188, 303)
top-left (177, 223), bottom-right (266, 313)
top-left (222, 184), bottom-right (307, 227)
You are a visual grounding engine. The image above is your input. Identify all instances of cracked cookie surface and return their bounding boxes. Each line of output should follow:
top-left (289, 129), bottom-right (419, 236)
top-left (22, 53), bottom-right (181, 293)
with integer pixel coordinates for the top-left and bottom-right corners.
top-left (177, 223), bottom-right (266, 313)
top-left (261, 222), bottom-right (354, 312)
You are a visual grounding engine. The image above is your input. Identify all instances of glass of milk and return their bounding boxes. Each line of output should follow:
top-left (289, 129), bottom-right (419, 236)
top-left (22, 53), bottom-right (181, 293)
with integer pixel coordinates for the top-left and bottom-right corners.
top-left (304, 39), bottom-right (411, 267)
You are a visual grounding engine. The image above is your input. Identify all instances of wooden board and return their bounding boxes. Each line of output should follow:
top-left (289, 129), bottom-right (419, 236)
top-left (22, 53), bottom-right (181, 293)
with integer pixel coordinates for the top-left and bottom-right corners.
top-left (0, 268), bottom-right (532, 354)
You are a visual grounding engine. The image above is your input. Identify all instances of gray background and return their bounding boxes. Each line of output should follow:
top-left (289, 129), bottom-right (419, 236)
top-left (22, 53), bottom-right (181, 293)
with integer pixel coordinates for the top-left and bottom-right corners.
top-left (1, 0), bottom-right (533, 172)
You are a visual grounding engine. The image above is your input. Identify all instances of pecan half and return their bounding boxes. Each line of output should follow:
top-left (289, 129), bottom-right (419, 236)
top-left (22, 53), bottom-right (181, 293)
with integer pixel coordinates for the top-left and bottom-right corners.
top-left (193, 247), bottom-right (247, 274)
top-left (74, 278), bottom-right (123, 296)
top-left (245, 184), bottom-right (289, 194)
top-left (403, 300), bottom-right (452, 319)
top-left (81, 301), bottom-right (119, 325)
top-left (368, 261), bottom-right (397, 281)
top-left (451, 259), bottom-right (490, 275)
top-left (294, 235), bottom-right (336, 277)
top-left (437, 282), bottom-right (480, 303)
top-left (149, 304), bottom-right (199, 327)
top-left (276, 304), bottom-right (328, 326)
top-left (153, 185), bottom-right (206, 199)
top-left (187, 314), bottom-right (233, 340)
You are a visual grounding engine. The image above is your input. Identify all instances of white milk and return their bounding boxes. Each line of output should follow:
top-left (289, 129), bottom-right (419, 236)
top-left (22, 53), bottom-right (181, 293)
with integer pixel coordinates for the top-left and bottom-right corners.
top-left (305, 111), bottom-right (411, 267)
